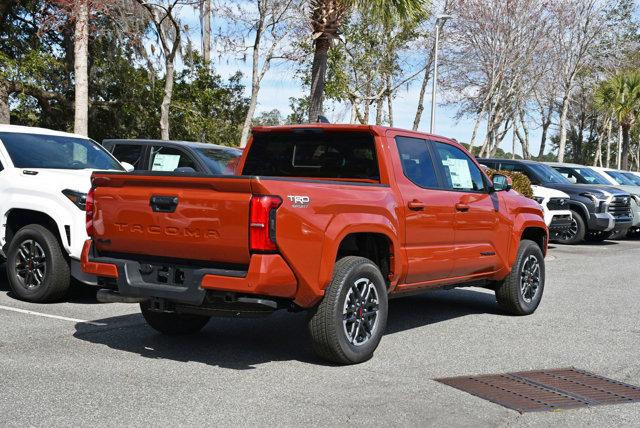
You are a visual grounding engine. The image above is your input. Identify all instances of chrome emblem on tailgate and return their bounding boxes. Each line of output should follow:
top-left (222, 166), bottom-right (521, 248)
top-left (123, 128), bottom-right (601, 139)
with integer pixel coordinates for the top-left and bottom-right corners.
top-left (287, 195), bottom-right (310, 208)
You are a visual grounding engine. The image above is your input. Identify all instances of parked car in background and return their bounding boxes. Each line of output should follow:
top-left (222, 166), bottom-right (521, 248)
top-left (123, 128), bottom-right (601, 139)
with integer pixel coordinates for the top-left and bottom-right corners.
top-left (0, 125), bottom-right (129, 302)
top-left (591, 166), bottom-right (640, 188)
top-left (530, 186), bottom-right (573, 242)
top-left (620, 171), bottom-right (640, 186)
top-left (478, 158), bottom-right (632, 244)
top-left (102, 139), bottom-right (242, 175)
top-left (481, 161), bottom-right (573, 241)
top-left (83, 125), bottom-right (548, 365)
top-left (549, 163), bottom-right (640, 237)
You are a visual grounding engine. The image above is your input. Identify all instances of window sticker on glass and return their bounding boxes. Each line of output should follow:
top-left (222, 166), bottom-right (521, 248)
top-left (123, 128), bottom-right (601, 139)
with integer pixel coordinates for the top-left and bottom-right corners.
top-left (152, 154), bottom-right (181, 171)
top-left (442, 158), bottom-right (473, 189)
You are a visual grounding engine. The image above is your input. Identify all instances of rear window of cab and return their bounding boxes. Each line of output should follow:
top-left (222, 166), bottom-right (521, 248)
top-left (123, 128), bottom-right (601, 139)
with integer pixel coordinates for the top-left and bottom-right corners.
top-left (243, 131), bottom-right (380, 181)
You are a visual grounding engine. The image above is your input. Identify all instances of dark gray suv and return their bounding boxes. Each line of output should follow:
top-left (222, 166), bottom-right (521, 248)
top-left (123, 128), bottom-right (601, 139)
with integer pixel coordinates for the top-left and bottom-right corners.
top-left (478, 158), bottom-right (633, 244)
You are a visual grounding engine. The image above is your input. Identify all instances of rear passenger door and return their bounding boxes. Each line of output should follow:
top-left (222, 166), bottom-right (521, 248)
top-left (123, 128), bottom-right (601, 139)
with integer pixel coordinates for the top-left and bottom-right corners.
top-left (389, 133), bottom-right (457, 285)
top-left (432, 141), bottom-right (510, 277)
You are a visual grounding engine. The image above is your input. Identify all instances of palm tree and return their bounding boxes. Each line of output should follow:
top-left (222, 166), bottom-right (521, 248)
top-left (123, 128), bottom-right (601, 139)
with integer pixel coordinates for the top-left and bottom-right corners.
top-left (594, 71), bottom-right (640, 170)
top-left (307, 0), bottom-right (425, 122)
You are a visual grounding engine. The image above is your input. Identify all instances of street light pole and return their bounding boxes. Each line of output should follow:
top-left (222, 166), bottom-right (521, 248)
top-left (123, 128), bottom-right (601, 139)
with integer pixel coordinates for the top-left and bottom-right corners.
top-left (430, 14), bottom-right (452, 134)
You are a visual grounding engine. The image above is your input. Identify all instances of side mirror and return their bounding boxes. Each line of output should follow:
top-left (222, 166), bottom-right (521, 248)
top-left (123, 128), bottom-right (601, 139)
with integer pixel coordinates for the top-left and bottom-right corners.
top-left (492, 174), bottom-right (512, 192)
top-left (121, 162), bottom-right (134, 172)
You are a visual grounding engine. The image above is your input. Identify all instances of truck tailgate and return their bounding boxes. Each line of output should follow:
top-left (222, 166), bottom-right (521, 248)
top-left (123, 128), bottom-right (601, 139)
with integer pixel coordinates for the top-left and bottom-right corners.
top-left (91, 173), bottom-right (251, 265)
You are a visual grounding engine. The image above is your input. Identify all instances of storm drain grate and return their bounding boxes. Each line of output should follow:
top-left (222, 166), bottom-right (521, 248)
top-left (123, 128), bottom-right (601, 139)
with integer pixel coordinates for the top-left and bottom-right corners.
top-left (436, 368), bottom-right (640, 413)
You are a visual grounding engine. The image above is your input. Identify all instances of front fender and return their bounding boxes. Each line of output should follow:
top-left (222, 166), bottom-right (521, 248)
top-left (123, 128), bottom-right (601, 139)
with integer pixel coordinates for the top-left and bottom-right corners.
top-left (567, 200), bottom-right (591, 221)
top-left (1, 192), bottom-right (84, 258)
top-left (508, 213), bottom-right (548, 268)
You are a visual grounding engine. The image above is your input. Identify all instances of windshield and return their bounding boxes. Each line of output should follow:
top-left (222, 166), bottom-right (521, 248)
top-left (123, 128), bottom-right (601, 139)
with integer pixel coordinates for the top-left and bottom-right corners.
top-left (196, 147), bottom-right (242, 175)
top-left (529, 163), bottom-right (570, 184)
top-left (573, 167), bottom-right (610, 185)
top-left (606, 170), bottom-right (635, 185)
top-left (621, 172), bottom-right (640, 185)
top-left (0, 132), bottom-right (122, 170)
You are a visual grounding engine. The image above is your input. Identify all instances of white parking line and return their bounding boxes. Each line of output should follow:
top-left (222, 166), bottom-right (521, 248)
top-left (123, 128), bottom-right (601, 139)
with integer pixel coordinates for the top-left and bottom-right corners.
top-left (0, 304), bottom-right (107, 326)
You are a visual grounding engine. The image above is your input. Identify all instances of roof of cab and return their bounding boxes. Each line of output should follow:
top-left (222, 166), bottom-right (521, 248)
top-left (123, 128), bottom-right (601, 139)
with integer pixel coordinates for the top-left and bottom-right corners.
top-left (0, 124), bottom-right (85, 139)
top-left (250, 123), bottom-right (454, 141)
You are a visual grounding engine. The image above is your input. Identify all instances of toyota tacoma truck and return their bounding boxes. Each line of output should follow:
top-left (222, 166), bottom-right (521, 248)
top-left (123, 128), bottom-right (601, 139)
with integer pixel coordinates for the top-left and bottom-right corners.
top-left (0, 125), bottom-right (130, 302)
top-left (82, 125), bottom-right (548, 364)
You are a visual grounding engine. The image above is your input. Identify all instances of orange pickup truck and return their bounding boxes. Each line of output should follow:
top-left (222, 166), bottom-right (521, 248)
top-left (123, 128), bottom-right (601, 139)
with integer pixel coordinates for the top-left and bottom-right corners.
top-left (82, 124), bottom-right (547, 364)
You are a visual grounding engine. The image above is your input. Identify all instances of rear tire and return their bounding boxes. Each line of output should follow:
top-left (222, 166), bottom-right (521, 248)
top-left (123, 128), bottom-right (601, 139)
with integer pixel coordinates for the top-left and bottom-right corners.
top-left (140, 301), bottom-right (210, 335)
top-left (495, 239), bottom-right (545, 316)
top-left (6, 224), bottom-right (70, 302)
top-left (554, 210), bottom-right (585, 245)
top-left (308, 256), bottom-right (388, 365)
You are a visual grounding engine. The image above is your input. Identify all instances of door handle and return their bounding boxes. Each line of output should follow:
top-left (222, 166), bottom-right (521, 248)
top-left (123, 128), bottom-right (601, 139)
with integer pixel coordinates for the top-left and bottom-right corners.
top-left (408, 200), bottom-right (426, 211)
top-left (150, 195), bottom-right (179, 213)
top-left (455, 203), bottom-right (470, 212)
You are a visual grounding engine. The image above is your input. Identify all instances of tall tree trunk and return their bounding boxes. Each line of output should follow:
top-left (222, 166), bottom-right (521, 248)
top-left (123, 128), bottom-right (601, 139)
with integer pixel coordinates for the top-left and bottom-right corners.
top-left (74, 0), bottom-right (89, 136)
top-left (511, 125), bottom-right (516, 159)
top-left (412, 58), bottom-right (434, 130)
top-left (617, 125), bottom-right (623, 169)
top-left (160, 60), bottom-right (174, 140)
top-left (467, 107), bottom-right (484, 156)
top-left (308, 36), bottom-right (331, 122)
top-left (375, 96), bottom-right (383, 125)
top-left (518, 111), bottom-right (530, 159)
top-left (386, 75), bottom-right (393, 127)
top-left (201, 0), bottom-right (212, 64)
top-left (240, 21), bottom-right (263, 147)
top-left (621, 125), bottom-right (630, 170)
top-left (537, 106), bottom-right (552, 159)
top-left (537, 121), bottom-right (549, 159)
top-left (593, 118), bottom-right (605, 167)
top-left (573, 111), bottom-right (585, 164)
top-left (240, 85), bottom-right (259, 147)
top-left (0, 83), bottom-right (9, 124)
top-left (557, 93), bottom-right (570, 162)
top-left (605, 118), bottom-right (612, 168)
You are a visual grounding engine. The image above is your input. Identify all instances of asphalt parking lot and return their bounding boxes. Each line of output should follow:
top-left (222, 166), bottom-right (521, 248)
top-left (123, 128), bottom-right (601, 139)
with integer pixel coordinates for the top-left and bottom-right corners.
top-left (1, 240), bottom-right (639, 427)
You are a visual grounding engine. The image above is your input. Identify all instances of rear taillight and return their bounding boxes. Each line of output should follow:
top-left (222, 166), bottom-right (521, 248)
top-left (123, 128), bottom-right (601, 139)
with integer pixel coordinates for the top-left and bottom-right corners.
top-left (85, 187), bottom-right (95, 236)
top-left (249, 195), bottom-right (282, 252)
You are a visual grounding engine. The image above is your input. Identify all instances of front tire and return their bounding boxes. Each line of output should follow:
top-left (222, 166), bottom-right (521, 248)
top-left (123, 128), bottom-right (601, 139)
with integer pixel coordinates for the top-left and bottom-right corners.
top-left (554, 210), bottom-right (585, 245)
top-left (140, 301), bottom-right (210, 335)
top-left (6, 224), bottom-right (70, 302)
top-left (308, 256), bottom-right (388, 365)
top-left (495, 239), bottom-right (545, 315)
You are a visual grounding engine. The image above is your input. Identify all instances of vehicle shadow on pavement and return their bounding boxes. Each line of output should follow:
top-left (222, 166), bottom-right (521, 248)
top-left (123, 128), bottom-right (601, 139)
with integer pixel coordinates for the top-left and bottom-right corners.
top-left (72, 288), bottom-right (499, 370)
top-left (386, 288), bottom-right (501, 335)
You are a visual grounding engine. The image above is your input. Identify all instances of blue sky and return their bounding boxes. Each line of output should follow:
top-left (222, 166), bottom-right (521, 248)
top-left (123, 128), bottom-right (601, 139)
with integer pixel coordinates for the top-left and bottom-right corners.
top-left (179, 7), bottom-right (541, 156)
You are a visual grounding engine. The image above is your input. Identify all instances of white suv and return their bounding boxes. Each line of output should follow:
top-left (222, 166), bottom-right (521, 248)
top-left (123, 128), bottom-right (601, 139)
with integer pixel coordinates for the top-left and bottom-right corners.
top-left (0, 125), bottom-right (131, 302)
top-left (531, 185), bottom-right (574, 241)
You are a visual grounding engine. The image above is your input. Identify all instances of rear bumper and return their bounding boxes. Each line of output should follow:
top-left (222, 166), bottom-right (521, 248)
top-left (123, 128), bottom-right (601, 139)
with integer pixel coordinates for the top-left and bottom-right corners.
top-left (70, 258), bottom-right (98, 286)
top-left (80, 240), bottom-right (297, 306)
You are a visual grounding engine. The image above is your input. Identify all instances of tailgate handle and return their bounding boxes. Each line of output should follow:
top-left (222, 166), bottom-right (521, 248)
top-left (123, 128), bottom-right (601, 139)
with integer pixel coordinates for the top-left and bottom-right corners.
top-left (150, 195), bottom-right (179, 213)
